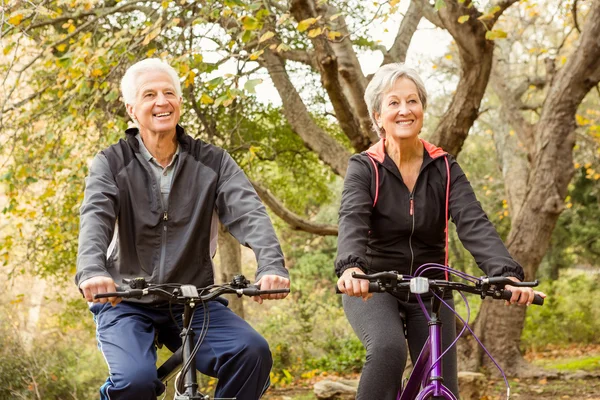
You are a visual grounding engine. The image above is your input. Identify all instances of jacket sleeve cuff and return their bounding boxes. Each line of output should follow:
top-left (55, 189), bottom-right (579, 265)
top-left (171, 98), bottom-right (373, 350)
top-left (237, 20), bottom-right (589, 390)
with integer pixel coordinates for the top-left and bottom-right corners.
top-left (335, 262), bottom-right (366, 278)
top-left (255, 266), bottom-right (290, 282)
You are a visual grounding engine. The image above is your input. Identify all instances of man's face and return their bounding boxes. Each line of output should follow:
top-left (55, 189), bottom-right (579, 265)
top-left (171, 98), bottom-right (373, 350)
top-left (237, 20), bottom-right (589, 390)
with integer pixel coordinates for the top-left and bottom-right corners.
top-left (126, 70), bottom-right (181, 136)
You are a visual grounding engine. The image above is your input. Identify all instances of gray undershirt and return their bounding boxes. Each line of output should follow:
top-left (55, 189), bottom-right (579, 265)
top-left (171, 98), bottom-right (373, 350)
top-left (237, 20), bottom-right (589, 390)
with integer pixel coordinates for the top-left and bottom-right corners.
top-left (136, 134), bottom-right (179, 209)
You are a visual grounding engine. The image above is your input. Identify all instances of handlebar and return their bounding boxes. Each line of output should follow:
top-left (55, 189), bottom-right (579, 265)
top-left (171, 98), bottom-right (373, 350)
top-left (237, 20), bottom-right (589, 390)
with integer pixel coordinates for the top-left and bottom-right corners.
top-left (336, 271), bottom-right (544, 306)
top-left (93, 275), bottom-right (290, 303)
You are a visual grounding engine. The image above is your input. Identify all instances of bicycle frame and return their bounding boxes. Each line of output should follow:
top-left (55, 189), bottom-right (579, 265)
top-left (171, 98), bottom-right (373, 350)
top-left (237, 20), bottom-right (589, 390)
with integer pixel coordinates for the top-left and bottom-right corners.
top-left (398, 292), bottom-right (456, 400)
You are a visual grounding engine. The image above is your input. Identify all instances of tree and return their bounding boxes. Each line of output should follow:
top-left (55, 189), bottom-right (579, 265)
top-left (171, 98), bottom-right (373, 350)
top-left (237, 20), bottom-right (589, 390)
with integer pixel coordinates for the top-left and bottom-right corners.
top-left (3, 0), bottom-right (600, 377)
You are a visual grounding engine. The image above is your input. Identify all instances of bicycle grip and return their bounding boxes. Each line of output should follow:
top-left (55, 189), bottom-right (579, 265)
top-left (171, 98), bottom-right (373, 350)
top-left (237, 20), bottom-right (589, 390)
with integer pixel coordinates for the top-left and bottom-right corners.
top-left (501, 290), bottom-right (544, 306)
top-left (94, 290), bottom-right (144, 299)
top-left (241, 287), bottom-right (290, 296)
top-left (335, 282), bottom-right (383, 294)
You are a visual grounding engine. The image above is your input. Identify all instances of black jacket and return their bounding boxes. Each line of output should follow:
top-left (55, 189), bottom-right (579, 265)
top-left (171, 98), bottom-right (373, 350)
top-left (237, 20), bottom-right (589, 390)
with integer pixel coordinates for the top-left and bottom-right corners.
top-left (335, 139), bottom-right (524, 284)
top-left (76, 125), bottom-right (288, 302)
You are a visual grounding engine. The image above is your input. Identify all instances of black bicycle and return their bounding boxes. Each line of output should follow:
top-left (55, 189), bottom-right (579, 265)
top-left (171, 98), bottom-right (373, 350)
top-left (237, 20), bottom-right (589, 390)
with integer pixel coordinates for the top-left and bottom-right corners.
top-left (94, 275), bottom-right (290, 400)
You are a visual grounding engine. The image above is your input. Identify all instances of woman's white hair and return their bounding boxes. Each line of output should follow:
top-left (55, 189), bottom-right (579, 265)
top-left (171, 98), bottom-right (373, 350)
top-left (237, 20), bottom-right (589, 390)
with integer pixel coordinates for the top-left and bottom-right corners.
top-left (120, 58), bottom-right (182, 106)
top-left (364, 63), bottom-right (428, 138)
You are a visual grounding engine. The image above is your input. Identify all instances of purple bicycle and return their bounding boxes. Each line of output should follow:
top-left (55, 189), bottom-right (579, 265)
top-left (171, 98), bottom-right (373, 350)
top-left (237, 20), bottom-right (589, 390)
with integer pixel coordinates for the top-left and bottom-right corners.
top-left (342, 264), bottom-right (544, 400)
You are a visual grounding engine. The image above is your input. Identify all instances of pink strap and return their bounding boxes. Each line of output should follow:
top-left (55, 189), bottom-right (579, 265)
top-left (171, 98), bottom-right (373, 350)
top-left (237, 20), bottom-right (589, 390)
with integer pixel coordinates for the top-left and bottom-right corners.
top-left (367, 155), bottom-right (379, 207)
top-left (444, 156), bottom-right (450, 280)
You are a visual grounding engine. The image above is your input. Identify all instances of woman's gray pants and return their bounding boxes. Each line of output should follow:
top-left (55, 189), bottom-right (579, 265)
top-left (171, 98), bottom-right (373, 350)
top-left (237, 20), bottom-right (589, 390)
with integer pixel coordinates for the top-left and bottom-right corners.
top-left (343, 293), bottom-right (459, 399)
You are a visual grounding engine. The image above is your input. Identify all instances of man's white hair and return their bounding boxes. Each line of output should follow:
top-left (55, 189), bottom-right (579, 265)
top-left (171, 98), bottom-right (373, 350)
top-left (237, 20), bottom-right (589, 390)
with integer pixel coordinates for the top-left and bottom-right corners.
top-left (120, 58), bottom-right (182, 106)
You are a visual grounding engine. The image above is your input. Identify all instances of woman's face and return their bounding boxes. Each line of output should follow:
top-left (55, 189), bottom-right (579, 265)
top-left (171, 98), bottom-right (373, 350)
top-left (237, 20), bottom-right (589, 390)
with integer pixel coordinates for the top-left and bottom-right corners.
top-left (375, 77), bottom-right (423, 141)
top-left (126, 70), bottom-right (181, 136)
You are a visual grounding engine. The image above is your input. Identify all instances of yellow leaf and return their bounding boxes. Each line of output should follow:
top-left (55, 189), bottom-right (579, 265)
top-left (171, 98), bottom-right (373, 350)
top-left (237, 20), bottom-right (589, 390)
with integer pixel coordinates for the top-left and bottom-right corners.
top-left (390, 0), bottom-right (400, 6)
top-left (308, 27), bottom-right (322, 38)
top-left (91, 69), bottom-right (103, 77)
top-left (172, 18), bottom-right (180, 26)
top-left (277, 13), bottom-right (290, 26)
top-left (8, 14), bottom-right (24, 26)
top-left (269, 44), bottom-right (277, 50)
top-left (329, 13), bottom-right (342, 21)
top-left (509, 129), bottom-right (515, 136)
top-left (327, 30), bottom-right (342, 40)
top-left (276, 43), bottom-right (290, 52)
top-left (142, 27), bottom-right (161, 46)
top-left (297, 18), bottom-right (317, 32)
top-left (56, 43), bottom-right (67, 52)
top-left (222, 98), bottom-right (234, 107)
top-left (147, 48), bottom-right (157, 57)
top-left (249, 49), bottom-right (264, 60)
top-left (200, 94), bottom-right (214, 104)
top-left (445, 54), bottom-right (452, 60)
top-left (162, 0), bottom-right (170, 9)
top-left (68, 24), bottom-right (76, 33)
top-left (458, 15), bottom-right (469, 24)
top-left (259, 31), bottom-right (275, 43)
top-left (485, 29), bottom-right (507, 40)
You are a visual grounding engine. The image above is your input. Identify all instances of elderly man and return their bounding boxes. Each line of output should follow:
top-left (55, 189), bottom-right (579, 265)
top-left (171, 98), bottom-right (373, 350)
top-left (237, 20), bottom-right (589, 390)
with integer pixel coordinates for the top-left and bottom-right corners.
top-left (75, 58), bottom-right (290, 400)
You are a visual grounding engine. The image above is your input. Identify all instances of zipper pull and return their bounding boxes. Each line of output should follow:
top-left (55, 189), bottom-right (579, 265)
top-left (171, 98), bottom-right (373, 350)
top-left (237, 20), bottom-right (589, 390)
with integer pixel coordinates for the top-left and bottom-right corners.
top-left (163, 211), bottom-right (168, 221)
top-left (409, 196), bottom-right (414, 216)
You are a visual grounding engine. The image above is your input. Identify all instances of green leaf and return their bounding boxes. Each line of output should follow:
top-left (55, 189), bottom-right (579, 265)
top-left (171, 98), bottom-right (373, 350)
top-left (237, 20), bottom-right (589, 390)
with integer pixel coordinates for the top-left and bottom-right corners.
top-left (214, 94), bottom-right (230, 107)
top-left (242, 16), bottom-right (260, 31)
top-left (207, 76), bottom-right (224, 89)
top-left (244, 79), bottom-right (262, 93)
top-left (434, 0), bottom-right (446, 11)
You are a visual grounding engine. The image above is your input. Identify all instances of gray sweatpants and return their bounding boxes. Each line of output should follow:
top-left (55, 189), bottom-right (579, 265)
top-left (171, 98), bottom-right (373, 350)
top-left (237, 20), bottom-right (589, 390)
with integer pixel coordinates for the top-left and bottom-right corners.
top-left (343, 293), bottom-right (459, 399)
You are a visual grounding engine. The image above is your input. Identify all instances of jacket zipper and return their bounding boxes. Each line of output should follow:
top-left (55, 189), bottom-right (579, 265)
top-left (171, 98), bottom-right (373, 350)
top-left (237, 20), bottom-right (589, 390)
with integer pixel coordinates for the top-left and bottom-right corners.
top-left (408, 192), bottom-right (416, 301)
top-left (159, 211), bottom-right (168, 283)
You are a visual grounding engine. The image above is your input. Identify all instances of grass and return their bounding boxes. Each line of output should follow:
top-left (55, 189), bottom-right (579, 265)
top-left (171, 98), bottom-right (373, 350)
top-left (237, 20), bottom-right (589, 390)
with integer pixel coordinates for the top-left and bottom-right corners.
top-left (533, 355), bottom-right (600, 372)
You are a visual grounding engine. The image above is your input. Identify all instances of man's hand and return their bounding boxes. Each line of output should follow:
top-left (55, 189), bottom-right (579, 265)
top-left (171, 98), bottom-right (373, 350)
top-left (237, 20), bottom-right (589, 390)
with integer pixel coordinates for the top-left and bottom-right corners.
top-left (80, 276), bottom-right (121, 307)
top-left (337, 267), bottom-right (372, 301)
top-left (253, 274), bottom-right (290, 304)
top-left (504, 276), bottom-right (547, 306)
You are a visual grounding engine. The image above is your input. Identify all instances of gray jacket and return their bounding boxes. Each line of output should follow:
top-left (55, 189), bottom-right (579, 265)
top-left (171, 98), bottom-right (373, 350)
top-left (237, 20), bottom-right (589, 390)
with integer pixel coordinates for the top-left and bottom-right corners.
top-left (75, 125), bottom-right (287, 300)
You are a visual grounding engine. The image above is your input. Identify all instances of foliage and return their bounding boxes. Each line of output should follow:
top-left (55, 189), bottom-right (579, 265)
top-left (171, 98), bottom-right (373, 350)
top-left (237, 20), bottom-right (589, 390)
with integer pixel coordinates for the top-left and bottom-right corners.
top-left (522, 270), bottom-right (600, 350)
top-left (0, 300), bottom-right (106, 399)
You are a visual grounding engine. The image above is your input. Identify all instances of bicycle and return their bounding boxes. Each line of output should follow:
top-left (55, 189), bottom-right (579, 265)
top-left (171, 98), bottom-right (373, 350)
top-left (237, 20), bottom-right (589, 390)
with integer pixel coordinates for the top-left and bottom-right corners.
top-left (94, 274), bottom-right (290, 400)
top-left (337, 263), bottom-right (544, 400)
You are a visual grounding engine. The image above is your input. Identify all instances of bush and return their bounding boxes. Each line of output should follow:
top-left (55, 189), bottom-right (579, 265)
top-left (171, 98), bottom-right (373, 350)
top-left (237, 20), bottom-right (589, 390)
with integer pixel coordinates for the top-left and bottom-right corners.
top-left (522, 269), bottom-right (600, 350)
top-left (0, 300), bottom-right (107, 399)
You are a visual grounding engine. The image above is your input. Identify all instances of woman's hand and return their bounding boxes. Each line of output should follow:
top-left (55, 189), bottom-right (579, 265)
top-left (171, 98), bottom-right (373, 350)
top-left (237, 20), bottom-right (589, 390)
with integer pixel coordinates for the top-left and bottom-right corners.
top-left (504, 276), bottom-right (547, 306)
top-left (337, 267), bottom-right (373, 301)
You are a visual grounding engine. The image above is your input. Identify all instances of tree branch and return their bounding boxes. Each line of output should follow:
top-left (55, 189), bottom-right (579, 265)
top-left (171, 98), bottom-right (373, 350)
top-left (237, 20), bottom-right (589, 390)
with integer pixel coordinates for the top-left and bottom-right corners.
top-left (251, 180), bottom-right (338, 236)
top-left (291, 0), bottom-right (376, 148)
top-left (383, 0), bottom-right (423, 64)
top-left (260, 49), bottom-right (351, 177)
top-left (280, 49), bottom-right (317, 68)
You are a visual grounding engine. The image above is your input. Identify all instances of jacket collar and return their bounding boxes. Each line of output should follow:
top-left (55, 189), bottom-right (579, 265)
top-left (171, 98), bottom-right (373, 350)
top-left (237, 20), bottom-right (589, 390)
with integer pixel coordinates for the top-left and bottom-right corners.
top-left (125, 124), bottom-right (189, 152)
top-left (365, 138), bottom-right (447, 163)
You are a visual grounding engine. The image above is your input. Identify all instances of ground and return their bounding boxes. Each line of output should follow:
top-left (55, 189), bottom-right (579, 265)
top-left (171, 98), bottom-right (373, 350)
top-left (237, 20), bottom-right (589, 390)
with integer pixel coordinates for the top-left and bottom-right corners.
top-left (263, 345), bottom-right (600, 399)
top-left (263, 376), bottom-right (600, 399)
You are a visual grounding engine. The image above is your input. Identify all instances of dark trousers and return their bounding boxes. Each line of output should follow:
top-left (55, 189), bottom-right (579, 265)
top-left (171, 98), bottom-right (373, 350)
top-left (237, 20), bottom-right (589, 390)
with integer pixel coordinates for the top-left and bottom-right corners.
top-left (343, 293), bottom-right (459, 400)
top-left (91, 300), bottom-right (272, 400)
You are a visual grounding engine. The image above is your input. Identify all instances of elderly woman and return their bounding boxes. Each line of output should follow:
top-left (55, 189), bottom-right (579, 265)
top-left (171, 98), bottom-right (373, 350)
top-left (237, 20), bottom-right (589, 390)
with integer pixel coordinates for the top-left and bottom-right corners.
top-left (335, 63), bottom-right (543, 399)
top-left (76, 58), bottom-right (290, 400)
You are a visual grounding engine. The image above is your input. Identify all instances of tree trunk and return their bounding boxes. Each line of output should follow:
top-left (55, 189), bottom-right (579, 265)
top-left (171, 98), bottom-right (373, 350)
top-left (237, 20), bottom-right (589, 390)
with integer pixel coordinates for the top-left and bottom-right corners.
top-left (470, 1), bottom-right (600, 375)
top-left (216, 223), bottom-right (244, 319)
